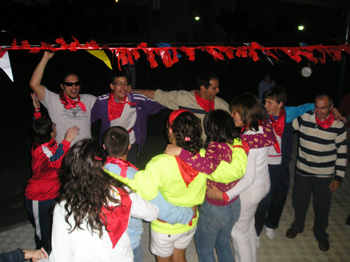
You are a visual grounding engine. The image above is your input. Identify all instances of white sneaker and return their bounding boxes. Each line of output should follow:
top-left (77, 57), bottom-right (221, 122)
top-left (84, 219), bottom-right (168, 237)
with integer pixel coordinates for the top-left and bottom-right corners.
top-left (265, 226), bottom-right (275, 240)
top-left (257, 236), bottom-right (260, 248)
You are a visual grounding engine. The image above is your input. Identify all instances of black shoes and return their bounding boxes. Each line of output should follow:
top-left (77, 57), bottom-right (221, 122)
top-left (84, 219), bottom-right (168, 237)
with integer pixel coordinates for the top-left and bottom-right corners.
top-left (318, 240), bottom-right (330, 251)
top-left (286, 228), bottom-right (298, 238)
top-left (346, 214), bottom-right (350, 228)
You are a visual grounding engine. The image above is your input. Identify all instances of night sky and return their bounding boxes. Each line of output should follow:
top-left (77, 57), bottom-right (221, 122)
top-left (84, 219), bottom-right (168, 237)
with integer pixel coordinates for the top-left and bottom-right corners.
top-left (1, 0), bottom-right (350, 147)
top-left (1, 0), bottom-right (349, 45)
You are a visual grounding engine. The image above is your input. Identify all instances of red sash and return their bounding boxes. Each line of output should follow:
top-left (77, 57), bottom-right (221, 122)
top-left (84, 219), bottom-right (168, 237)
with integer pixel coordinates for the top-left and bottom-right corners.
top-left (100, 187), bottom-right (131, 248)
top-left (195, 92), bottom-right (214, 112)
top-left (105, 157), bottom-right (138, 178)
top-left (59, 92), bottom-right (86, 112)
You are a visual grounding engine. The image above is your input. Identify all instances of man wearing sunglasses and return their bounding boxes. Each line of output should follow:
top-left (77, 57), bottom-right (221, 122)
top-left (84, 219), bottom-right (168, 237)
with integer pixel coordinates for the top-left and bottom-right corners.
top-left (30, 51), bottom-right (97, 145)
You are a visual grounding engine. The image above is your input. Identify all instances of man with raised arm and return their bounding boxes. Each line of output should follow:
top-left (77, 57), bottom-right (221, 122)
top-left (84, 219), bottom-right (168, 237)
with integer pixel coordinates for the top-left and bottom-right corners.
top-left (29, 51), bottom-right (96, 145)
top-left (134, 71), bottom-right (229, 139)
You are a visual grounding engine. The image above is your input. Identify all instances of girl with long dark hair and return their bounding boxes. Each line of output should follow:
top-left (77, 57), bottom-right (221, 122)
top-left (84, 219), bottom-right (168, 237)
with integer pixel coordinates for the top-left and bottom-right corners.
top-left (49, 139), bottom-right (158, 261)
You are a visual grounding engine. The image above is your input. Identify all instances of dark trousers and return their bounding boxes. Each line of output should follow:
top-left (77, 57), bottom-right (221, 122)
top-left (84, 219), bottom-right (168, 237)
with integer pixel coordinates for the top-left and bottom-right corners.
top-left (255, 163), bottom-right (290, 235)
top-left (25, 197), bottom-right (56, 253)
top-left (127, 142), bottom-right (138, 166)
top-left (291, 173), bottom-right (332, 241)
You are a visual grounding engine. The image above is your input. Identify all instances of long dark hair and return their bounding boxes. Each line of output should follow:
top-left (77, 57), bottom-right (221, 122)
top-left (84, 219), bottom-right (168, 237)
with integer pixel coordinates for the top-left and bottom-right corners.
top-left (59, 139), bottom-right (127, 237)
top-left (168, 111), bottom-right (203, 155)
top-left (203, 109), bottom-right (239, 148)
top-left (230, 93), bottom-right (267, 131)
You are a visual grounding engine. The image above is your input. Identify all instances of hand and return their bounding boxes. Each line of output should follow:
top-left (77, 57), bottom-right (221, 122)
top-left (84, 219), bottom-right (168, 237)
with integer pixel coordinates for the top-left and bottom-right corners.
top-left (164, 144), bottom-right (182, 156)
top-left (43, 51), bottom-right (55, 60)
top-left (31, 93), bottom-right (40, 109)
top-left (23, 248), bottom-right (48, 262)
top-left (191, 205), bottom-right (198, 215)
top-left (64, 126), bottom-right (80, 142)
top-left (329, 180), bottom-right (340, 192)
top-left (332, 108), bottom-right (345, 122)
top-left (207, 187), bottom-right (224, 200)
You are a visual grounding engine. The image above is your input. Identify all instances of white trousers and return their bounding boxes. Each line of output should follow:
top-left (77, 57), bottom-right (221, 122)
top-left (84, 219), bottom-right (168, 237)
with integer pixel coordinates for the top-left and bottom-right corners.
top-left (231, 182), bottom-right (270, 262)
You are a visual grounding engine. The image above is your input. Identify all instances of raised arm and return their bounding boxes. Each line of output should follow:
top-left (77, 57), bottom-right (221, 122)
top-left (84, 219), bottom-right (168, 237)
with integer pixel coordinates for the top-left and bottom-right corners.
top-left (29, 51), bottom-right (55, 101)
top-left (132, 89), bottom-right (156, 99)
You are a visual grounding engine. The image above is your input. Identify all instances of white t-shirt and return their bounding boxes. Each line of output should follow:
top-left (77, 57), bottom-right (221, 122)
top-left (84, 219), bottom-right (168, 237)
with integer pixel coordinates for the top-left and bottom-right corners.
top-left (40, 88), bottom-right (96, 145)
top-left (110, 97), bottom-right (137, 145)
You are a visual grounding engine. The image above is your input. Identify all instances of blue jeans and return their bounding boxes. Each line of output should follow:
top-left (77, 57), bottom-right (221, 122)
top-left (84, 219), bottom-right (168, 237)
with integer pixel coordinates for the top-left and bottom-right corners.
top-left (133, 243), bottom-right (143, 262)
top-left (195, 198), bottom-right (241, 262)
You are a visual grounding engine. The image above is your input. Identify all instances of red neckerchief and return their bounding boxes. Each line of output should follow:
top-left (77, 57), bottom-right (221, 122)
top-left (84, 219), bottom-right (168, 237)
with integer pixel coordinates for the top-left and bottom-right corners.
top-left (100, 187), bottom-right (131, 248)
top-left (238, 142), bottom-right (250, 155)
top-left (59, 92), bottom-right (86, 112)
top-left (316, 112), bottom-right (335, 129)
top-left (105, 157), bottom-right (138, 178)
top-left (269, 107), bottom-right (286, 138)
top-left (108, 93), bottom-right (137, 121)
top-left (195, 92), bottom-right (214, 112)
top-left (175, 156), bottom-right (199, 187)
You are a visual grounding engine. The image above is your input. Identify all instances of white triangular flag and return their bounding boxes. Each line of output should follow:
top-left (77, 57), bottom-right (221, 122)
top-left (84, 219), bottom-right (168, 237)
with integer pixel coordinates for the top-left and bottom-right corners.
top-left (0, 49), bottom-right (14, 82)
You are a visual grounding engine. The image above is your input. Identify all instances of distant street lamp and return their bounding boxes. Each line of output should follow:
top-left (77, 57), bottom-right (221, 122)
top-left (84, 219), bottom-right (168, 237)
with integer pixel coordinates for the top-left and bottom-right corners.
top-left (195, 16), bottom-right (200, 21)
top-left (298, 25), bottom-right (305, 31)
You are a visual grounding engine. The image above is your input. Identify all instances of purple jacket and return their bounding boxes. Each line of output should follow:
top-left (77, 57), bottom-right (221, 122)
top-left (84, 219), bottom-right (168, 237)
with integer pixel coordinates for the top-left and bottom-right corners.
top-left (91, 92), bottom-right (165, 153)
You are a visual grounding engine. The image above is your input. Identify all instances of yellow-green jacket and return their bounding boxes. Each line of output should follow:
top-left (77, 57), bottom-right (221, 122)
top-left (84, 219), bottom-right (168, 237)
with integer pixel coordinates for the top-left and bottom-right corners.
top-left (105, 154), bottom-right (207, 234)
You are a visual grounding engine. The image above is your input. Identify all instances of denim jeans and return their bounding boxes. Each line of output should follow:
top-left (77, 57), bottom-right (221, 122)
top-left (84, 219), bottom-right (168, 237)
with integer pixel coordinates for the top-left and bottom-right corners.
top-left (195, 198), bottom-right (241, 262)
top-left (132, 243), bottom-right (143, 262)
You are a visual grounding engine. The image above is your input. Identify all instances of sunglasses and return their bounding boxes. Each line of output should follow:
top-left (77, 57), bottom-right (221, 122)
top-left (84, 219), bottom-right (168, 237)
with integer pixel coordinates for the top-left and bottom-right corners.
top-left (64, 81), bottom-right (80, 86)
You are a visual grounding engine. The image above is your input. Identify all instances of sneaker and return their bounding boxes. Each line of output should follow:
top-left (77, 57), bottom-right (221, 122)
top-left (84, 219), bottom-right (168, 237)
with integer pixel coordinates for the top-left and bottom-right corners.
top-left (265, 226), bottom-right (275, 240)
top-left (346, 214), bottom-right (350, 228)
top-left (257, 236), bottom-right (260, 249)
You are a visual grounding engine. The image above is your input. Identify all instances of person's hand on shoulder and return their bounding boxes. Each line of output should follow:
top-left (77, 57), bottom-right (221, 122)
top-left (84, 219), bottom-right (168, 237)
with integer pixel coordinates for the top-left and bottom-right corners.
top-left (164, 144), bottom-right (182, 156)
top-left (332, 108), bottom-right (345, 122)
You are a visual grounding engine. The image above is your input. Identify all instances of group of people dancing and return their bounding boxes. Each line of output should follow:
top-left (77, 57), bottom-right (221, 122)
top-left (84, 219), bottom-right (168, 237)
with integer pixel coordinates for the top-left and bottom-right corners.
top-left (26, 92), bottom-right (278, 262)
top-left (19, 51), bottom-right (346, 262)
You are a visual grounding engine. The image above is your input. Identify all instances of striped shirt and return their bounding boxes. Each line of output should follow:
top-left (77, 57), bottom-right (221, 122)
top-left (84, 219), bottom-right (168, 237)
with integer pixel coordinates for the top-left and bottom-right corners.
top-left (293, 111), bottom-right (347, 182)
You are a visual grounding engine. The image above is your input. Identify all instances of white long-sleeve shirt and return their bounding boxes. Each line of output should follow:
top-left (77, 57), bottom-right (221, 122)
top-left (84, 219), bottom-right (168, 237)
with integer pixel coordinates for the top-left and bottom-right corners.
top-left (226, 127), bottom-right (271, 201)
top-left (49, 192), bottom-right (159, 262)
